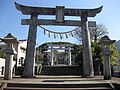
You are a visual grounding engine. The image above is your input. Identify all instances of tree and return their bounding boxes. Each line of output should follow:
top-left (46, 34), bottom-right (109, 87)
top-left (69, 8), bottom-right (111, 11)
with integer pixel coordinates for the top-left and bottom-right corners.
top-left (0, 46), bottom-right (5, 58)
top-left (71, 44), bottom-right (83, 65)
top-left (75, 24), bottom-right (109, 61)
top-left (71, 44), bottom-right (83, 73)
top-left (110, 44), bottom-right (119, 65)
top-left (75, 23), bottom-right (108, 43)
top-left (75, 23), bottom-right (119, 74)
top-left (89, 24), bottom-right (108, 43)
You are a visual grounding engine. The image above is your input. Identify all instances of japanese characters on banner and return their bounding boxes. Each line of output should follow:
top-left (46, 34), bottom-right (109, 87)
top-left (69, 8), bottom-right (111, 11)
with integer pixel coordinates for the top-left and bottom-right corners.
top-left (39, 25), bottom-right (80, 39)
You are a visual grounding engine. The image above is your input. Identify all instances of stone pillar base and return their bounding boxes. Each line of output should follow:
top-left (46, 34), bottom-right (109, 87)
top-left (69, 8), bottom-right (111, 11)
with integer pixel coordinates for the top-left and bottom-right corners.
top-left (81, 74), bottom-right (94, 78)
top-left (21, 75), bottom-right (36, 78)
top-left (104, 76), bottom-right (111, 80)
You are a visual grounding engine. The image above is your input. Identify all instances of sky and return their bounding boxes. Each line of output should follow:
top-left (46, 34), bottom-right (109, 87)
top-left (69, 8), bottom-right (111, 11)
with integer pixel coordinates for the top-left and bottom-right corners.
top-left (0, 0), bottom-right (120, 46)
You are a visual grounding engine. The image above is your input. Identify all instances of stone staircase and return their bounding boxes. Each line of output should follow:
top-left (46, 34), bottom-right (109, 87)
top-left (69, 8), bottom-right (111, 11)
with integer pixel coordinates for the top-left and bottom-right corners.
top-left (40, 65), bottom-right (82, 75)
top-left (3, 82), bottom-right (114, 90)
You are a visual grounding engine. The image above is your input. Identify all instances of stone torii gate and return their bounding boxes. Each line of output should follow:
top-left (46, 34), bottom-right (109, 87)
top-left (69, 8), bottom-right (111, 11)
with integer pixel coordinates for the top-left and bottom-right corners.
top-left (15, 2), bottom-right (102, 78)
top-left (47, 43), bottom-right (74, 66)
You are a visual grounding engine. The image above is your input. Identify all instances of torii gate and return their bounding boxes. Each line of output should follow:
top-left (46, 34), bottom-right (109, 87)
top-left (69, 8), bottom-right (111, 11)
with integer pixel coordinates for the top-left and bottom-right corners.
top-left (15, 2), bottom-right (102, 78)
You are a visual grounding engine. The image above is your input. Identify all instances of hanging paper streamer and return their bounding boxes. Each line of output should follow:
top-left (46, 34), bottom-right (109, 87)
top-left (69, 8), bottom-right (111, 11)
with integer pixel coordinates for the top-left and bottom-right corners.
top-left (68, 32), bottom-right (72, 37)
top-left (65, 33), bottom-right (68, 38)
top-left (60, 34), bottom-right (62, 39)
top-left (54, 33), bottom-right (56, 38)
top-left (70, 32), bottom-right (74, 37)
top-left (48, 31), bottom-right (50, 37)
top-left (75, 30), bottom-right (79, 35)
top-left (44, 29), bottom-right (46, 35)
top-left (38, 25), bottom-right (81, 39)
top-left (56, 34), bottom-right (58, 38)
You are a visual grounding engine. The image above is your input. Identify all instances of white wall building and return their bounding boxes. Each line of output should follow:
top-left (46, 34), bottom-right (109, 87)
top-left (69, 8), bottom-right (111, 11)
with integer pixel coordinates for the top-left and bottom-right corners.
top-left (0, 40), bottom-right (27, 75)
top-left (0, 58), bottom-right (5, 75)
top-left (16, 40), bottom-right (27, 66)
top-left (0, 58), bottom-right (15, 75)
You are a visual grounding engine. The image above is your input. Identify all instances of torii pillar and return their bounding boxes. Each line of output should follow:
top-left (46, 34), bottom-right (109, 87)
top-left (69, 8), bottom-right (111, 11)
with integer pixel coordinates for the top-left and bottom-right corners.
top-left (22, 14), bottom-right (38, 77)
top-left (81, 11), bottom-right (94, 77)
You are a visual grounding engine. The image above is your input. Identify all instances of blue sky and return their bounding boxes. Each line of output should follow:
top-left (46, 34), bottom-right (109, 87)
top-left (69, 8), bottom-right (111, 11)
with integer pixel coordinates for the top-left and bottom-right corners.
top-left (0, 0), bottom-right (120, 45)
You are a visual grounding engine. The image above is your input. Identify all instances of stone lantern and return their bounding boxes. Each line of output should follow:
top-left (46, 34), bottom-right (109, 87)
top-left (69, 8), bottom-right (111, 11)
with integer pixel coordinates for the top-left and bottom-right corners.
top-left (0, 33), bottom-right (18, 80)
top-left (99, 35), bottom-right (115, 80)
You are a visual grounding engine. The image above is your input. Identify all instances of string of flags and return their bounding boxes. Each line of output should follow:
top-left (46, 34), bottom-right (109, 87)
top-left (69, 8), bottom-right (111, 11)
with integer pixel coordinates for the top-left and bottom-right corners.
top-left (38, 25), bottom-right (80, 39)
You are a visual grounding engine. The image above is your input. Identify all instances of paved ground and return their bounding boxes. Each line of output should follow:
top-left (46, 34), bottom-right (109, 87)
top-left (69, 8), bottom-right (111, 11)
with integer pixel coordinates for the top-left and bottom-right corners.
top-left (0, 75), bottom-right (120, 84)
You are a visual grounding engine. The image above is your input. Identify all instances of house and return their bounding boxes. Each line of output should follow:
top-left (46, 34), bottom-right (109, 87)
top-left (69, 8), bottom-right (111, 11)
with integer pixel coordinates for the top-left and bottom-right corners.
top-left (15, 40), bottom-right (27, 66)
top-left (0, 40), bottom-right (27, 75)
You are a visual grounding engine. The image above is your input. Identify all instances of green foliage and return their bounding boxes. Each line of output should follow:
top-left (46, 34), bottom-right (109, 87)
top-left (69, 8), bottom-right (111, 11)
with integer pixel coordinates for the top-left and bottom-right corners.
top-left (110, 44), bottom-right (119, 65)
top-left (13, 56), bottom-right (17, 61)
top-left (91, 42), bottom-right (102, 60)
top-left (71, 44), bottom-right (83, 65)
top-left (38, 43), bottom-right (48, 53)
top-left (90, 24), bottom-right (118, 65)
top-left (0, 47), bottom-right (5, 58)
top-left (91, 41), bottom-right (119, 66)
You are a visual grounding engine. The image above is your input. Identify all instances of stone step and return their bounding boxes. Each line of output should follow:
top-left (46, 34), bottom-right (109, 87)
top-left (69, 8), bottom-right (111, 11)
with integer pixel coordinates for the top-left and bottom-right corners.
top-left (3, 83), bottom-right (113, 90)
top-left (4, 87), bottom-right (113, 90)
top-left (6, 83), bottom-right (112, 88)
top-left (40, 65), bottom-right (82, 75)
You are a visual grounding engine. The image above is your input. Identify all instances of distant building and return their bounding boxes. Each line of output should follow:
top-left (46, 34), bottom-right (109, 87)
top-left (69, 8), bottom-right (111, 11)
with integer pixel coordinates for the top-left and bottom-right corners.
top-left (0, 40), bottom-right (27, 72)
